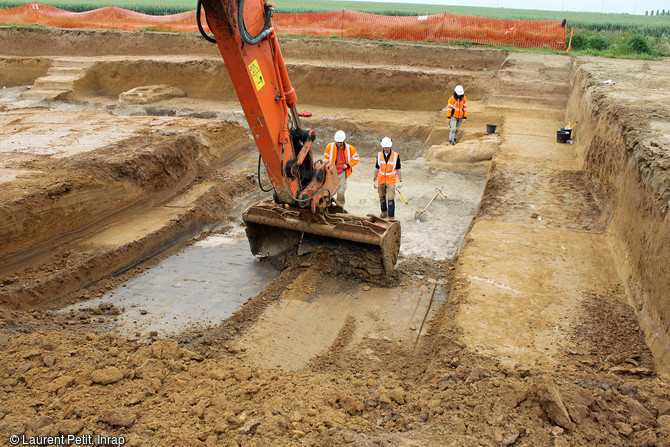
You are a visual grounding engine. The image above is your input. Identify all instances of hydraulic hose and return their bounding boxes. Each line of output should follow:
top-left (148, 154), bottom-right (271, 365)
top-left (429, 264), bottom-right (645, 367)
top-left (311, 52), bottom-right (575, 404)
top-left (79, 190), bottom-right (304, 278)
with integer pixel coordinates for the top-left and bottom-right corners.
top-left (258, 154), bottom-right (274, 192)
top-left (238, 0), bottom-right (274, 45)
top-left (295, 188), bottom-right (333, 204)
top-left (196, 0), bottom-right (216, 43)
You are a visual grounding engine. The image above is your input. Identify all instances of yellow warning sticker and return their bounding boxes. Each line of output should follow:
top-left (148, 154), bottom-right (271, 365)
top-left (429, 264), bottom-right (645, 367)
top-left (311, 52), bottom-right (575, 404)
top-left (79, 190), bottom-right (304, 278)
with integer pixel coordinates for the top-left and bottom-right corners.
top-left (249, 59), bottom-right (265, 91)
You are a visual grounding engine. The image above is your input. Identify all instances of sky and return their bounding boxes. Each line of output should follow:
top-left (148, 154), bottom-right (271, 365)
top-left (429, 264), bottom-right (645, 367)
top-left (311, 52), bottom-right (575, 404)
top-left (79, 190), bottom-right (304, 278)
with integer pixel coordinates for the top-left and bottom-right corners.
top-left (343, 0), bottom-right (670, 15)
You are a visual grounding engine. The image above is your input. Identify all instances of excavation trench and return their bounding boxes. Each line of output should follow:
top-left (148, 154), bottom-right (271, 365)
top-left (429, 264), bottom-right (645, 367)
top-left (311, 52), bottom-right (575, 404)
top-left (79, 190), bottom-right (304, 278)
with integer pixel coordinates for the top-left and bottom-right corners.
top-left (0, 28), bottom-right (669, 447)
top-left (54, 116), bottom-right (488, 356)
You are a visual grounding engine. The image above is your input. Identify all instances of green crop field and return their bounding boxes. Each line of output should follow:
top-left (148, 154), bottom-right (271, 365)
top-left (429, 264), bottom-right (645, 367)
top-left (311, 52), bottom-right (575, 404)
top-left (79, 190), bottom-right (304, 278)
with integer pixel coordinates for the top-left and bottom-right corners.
top-left (1, 0), bottom-right (668, 57)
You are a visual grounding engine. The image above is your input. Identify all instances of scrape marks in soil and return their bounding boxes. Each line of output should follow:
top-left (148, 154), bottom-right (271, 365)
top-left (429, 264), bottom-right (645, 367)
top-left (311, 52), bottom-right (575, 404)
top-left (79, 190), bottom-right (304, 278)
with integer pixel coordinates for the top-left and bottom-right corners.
top-left (233, 271), bottom-right (437, 371)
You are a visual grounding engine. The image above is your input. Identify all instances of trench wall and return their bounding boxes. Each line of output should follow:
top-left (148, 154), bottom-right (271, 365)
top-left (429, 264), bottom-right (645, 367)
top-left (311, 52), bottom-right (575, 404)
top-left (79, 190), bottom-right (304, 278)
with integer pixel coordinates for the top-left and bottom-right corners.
top-left (0, 28), bottom-right (505, 111)
top-left (567, 62), bottom-right (670, 374)
top-left (0, 27), bottom-right (507, 68)
top-left (71, 59), bottom-right (488, 111)
top-left (0, 56), bottom-right (49, 86)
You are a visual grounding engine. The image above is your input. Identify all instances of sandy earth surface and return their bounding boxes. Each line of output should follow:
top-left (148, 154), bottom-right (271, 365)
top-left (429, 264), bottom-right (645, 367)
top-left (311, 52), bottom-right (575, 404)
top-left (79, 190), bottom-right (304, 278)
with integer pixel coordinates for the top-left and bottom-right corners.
top-left (0, 28), bottom-right (670, 446)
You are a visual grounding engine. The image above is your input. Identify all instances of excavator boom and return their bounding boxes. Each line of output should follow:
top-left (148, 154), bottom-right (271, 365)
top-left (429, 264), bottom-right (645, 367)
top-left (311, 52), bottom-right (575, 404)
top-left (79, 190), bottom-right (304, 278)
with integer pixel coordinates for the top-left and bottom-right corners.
top-left (197, 0), bottom-right (401, 274)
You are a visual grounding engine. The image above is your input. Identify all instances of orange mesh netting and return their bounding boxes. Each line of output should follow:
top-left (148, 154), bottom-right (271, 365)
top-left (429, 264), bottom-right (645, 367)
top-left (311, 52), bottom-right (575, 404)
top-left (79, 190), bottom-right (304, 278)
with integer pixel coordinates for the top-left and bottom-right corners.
top-left (274, 10), bottom-right (566, 49)
top-left (0, 3), bottom-right (198, 31)
top-left (0, 3), bottom-right (567, 50)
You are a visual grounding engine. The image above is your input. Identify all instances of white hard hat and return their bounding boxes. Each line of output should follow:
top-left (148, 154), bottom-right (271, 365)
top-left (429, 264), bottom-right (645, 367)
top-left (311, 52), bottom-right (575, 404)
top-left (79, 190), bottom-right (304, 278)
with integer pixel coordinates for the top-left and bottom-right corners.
top-left (334, 130), bottom-right (346, 143)
top-left (454, 85), bottom-right (464, 96)
top-left (381, 137), bottom-right (393, 148)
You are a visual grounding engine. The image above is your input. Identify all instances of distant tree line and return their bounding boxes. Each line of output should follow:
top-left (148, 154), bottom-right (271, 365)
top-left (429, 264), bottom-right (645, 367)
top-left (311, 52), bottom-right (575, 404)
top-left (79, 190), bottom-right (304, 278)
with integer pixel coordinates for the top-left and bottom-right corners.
top-left (645, 10), bottom-right (668, 15)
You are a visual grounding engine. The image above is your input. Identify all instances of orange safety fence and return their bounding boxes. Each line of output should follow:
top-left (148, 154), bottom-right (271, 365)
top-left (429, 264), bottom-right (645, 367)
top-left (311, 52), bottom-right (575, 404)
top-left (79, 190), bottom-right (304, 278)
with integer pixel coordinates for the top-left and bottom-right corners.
top-left (0, 3), bottom-right (199, 32)
top-left (275, 10), bottom-right (566, 49)
top-left (0, 3), bottom-right (567, 50)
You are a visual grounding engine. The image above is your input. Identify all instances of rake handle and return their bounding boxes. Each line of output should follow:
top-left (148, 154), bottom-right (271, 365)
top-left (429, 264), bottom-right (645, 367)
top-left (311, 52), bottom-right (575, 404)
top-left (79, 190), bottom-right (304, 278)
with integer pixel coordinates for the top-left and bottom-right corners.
top-left (396, 188), bottom-right (408, 204)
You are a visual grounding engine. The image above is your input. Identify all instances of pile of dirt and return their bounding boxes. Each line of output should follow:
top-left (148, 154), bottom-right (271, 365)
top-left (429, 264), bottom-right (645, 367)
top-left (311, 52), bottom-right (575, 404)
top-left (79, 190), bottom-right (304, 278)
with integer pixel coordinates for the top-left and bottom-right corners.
top-left (1, 290), bottom-right (669, 446)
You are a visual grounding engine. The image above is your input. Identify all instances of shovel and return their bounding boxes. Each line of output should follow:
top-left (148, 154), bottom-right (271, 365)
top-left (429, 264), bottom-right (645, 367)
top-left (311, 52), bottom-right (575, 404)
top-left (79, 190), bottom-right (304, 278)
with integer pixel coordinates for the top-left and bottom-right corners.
top-left (414, 187), bottom-right (446, 222)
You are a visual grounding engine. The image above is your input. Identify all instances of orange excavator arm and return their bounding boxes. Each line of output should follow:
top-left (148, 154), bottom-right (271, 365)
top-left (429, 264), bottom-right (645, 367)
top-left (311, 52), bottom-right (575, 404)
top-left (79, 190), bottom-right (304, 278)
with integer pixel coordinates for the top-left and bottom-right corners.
top-left (197, 0), bottom-right (336, 214)
top-left (197, 0), bottom-right (401, 274)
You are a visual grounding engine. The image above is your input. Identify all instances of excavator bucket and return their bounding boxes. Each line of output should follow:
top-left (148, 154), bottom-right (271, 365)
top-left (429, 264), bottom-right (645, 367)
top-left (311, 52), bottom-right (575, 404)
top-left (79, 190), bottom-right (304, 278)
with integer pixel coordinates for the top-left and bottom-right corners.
top-left (243, 200), bottom-right (401, 275)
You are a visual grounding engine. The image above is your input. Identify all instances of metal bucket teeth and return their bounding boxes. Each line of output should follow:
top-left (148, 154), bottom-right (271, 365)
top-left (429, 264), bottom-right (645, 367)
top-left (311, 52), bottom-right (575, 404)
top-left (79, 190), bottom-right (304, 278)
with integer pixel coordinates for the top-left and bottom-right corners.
top-left (243, 200), bottom-right (401, 274)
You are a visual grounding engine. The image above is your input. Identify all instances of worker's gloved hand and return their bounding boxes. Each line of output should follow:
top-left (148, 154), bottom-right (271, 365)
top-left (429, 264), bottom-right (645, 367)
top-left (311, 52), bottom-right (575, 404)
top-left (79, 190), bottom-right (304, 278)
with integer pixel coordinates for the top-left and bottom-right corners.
top-left (344, 164), bottom-right (349, 170)
top-left (373, 181), bottom-right (378, 189)
top-left (397, 181), bottom-right (403, 189)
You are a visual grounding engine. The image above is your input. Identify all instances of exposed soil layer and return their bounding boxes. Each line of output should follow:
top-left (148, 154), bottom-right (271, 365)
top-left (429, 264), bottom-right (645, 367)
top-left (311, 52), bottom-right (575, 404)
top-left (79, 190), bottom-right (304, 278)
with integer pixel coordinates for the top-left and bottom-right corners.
top-left (565, 57), bottom-right (670, 374)
top-left (0, 27), bottom-right (669, 447)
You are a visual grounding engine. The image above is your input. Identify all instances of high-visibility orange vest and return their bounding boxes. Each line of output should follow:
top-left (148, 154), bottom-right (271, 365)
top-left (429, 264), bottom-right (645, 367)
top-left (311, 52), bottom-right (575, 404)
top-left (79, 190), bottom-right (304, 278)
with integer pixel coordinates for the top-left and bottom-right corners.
top-left (376, 150), bottom-right (398, 185)
top-left (448, 95), bottom-right (468, 119)
top-left (324, 142), bottom-right (359, 178)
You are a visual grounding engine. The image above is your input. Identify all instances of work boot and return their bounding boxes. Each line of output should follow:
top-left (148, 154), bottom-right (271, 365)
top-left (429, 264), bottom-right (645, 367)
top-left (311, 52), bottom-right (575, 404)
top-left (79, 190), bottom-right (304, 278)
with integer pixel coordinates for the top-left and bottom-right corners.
top-left (380, 211), bottom-right (388, 218)
top-left (388, 200), bottom-right (395, 219)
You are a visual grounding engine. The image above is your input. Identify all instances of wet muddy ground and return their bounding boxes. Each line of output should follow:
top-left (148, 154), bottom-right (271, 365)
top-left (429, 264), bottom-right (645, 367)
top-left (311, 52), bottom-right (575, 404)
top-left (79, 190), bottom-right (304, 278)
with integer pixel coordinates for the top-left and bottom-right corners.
top-left (0, 28), bottom-right (669, 446)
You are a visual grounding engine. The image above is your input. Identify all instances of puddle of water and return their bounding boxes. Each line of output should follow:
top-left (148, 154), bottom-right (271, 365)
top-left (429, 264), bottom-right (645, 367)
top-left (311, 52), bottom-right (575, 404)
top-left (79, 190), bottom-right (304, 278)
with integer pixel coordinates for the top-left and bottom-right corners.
top-left (66, 234), bottom-right (278, 337)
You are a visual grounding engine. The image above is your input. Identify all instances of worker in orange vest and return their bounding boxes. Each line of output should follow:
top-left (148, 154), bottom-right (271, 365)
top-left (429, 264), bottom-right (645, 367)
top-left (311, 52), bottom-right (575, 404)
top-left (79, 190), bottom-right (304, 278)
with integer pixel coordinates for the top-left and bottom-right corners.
top-left (448, 85), bottom-right (467, 145)
top-left (324, 130), bottom-right (359, 204)
top-left (373, 137), bottom-right (402, 219)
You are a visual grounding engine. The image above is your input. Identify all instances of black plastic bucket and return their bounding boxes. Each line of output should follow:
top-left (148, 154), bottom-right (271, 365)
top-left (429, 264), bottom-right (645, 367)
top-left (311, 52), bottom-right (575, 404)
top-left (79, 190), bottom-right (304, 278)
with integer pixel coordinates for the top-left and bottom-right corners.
top-left (561, 127), bottom-right (572, 139)
top-left (486, 123), bottom-right (497, 134)
top-left (556, 130), bottom-right (570, 143)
